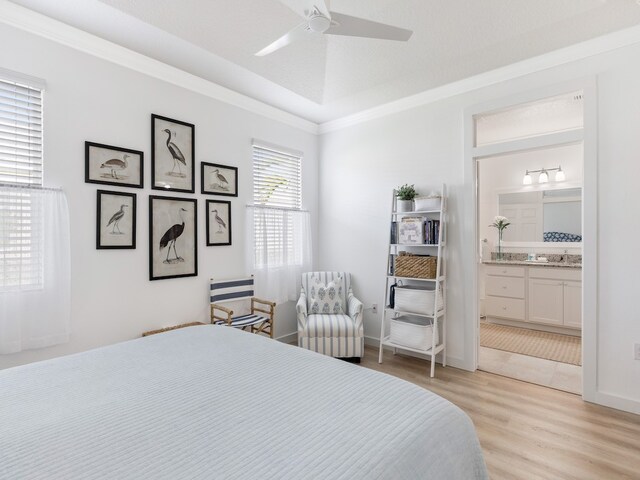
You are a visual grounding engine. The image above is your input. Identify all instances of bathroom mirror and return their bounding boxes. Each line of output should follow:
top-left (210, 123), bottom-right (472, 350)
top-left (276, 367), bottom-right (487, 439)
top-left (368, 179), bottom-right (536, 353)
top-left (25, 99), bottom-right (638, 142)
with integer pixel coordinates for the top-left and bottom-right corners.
top-left (498, 187), bottom-right (582, 243)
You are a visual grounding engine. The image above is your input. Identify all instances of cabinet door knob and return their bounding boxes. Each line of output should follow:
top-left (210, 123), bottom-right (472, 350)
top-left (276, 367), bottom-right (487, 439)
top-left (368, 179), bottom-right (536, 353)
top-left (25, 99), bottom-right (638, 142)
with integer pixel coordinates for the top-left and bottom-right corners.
top-left (502, 286), bottom-right (507, 289)
top-left (502, 306), bottom-right (507, 310)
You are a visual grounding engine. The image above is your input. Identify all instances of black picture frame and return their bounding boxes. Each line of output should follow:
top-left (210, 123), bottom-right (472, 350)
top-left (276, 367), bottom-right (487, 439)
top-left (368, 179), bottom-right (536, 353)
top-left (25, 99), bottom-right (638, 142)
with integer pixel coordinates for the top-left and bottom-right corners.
top-left (96, 190), bottom-right (137, 249)
top-left (201, 162), bottom-right (238, 197)
top-left (206, 200), bottom-right (232, 246)
top-left (85, 141), bottom-right (144, 188)
top-left (149, 195), bottom-right (198, 281)
top-left (151, 114), bottom-right (195, 193)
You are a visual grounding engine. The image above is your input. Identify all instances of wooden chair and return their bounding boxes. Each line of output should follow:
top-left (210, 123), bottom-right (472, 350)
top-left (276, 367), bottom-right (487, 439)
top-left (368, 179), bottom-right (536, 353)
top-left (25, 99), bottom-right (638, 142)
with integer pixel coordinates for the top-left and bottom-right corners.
top-left (209, 277), bottom-right (275, 338)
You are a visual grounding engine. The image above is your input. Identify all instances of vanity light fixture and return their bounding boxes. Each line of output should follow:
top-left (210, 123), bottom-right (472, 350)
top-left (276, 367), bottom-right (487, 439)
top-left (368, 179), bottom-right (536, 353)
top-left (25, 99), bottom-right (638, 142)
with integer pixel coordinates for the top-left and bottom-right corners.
top-left (521, 165), bottom-right (565, 185)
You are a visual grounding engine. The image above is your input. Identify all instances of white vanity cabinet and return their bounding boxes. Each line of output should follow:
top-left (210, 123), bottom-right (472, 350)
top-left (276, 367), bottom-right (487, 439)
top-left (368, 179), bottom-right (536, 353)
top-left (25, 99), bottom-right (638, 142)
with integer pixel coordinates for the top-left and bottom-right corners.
top-left (485, 264), bottom-right (581, 333)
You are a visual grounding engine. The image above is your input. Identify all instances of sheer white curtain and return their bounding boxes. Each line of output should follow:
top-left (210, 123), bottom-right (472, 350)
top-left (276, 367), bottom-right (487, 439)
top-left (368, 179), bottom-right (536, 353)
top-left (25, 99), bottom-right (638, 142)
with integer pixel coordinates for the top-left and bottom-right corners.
top-left (246, 206), bottom-right (312, 304)
top-left (0, 185), bottom-right (71, 354)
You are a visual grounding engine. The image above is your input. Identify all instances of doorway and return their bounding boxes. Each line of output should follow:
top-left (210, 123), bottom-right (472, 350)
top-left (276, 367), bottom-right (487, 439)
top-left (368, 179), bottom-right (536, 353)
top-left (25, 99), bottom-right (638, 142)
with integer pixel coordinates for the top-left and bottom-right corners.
top-left (466, 85), bottom-right (596, 396)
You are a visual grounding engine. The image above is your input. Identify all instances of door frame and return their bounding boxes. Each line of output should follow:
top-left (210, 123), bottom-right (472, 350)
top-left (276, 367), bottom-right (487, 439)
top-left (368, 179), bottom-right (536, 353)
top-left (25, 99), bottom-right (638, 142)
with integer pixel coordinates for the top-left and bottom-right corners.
top-left (463, 77), bottom-right (597, 402)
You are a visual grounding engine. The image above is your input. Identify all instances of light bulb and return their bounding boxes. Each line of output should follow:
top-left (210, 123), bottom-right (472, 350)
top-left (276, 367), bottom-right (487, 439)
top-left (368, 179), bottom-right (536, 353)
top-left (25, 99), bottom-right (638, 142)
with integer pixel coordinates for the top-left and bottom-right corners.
top-left (555, 167), bottom-right (566, 182)
top-left (538, 170), bottom-right (549, 183)
top-left (522, 171), bottom-right (532, 185)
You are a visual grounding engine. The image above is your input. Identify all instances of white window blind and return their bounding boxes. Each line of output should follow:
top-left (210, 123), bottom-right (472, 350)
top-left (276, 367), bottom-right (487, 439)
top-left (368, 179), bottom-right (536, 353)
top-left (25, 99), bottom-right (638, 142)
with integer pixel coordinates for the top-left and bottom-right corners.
top-left (252, 143), bottom-right (302, 209)
top-left (248, 142), bottom-right (310, 304)
top-left (0, 77), bottom-right (44, 290)
top-left (0, 78), bottom-right (43, 185)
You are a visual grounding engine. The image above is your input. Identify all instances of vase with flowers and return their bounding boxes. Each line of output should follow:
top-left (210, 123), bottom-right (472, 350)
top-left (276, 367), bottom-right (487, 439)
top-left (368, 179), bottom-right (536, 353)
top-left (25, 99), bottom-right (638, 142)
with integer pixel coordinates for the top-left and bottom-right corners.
top-left (490, 215), bottom-right (510, 260)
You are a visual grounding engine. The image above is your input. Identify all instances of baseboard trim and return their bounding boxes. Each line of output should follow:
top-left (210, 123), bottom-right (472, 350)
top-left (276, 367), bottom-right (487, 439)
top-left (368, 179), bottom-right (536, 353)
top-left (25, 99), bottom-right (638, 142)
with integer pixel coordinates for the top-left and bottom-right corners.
top-left (276, 332), bottom-right (297, 345)
top-left (590, 391), bottom-right (640, 416)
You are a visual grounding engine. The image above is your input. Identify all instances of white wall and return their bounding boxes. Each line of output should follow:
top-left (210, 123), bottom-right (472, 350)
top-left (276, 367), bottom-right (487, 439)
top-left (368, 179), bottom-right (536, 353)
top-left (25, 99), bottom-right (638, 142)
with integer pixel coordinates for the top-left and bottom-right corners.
top-left (0, 24), bottom-right (318, 369)
top-left (319, 42), bottom-right (640, 411)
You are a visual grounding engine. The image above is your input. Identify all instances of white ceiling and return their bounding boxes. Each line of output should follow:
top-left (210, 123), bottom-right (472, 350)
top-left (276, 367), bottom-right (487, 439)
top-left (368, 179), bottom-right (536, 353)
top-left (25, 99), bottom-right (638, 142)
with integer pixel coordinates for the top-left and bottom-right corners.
top-left (7, 0), bottom-right (640, 123)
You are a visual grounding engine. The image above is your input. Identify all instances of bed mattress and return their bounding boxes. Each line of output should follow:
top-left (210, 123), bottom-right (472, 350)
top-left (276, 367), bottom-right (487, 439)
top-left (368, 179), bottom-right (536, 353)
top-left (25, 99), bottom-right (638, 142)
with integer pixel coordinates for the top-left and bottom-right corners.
top-left (0, 325), bottom-right (488, 479)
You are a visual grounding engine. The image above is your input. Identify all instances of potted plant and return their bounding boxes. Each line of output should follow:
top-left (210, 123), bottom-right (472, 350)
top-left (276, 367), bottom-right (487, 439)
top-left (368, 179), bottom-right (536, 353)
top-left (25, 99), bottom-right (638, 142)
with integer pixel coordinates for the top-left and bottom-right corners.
top-left (489, 215), bottom-right (510, 260)
top-left (396, 184), bottom-right (417, 212)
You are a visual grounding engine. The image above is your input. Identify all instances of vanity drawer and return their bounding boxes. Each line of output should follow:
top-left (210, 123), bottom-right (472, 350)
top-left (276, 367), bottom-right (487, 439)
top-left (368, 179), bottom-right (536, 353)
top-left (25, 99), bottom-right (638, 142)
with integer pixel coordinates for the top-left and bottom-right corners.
top-left (486, 276), bottom-right (525, 299)
top-left (485, 265), bottom-right (525, 278)
top-left (529, 267), bottom-right (581, 281)
top-left (486, 296), bottom-right (526, 320)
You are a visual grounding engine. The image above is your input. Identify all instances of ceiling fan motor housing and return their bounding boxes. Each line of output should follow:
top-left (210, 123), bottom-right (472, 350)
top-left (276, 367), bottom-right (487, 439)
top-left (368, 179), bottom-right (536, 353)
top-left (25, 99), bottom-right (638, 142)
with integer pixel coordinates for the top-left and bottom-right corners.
top-left (308, 13), bottom-right (331, 33)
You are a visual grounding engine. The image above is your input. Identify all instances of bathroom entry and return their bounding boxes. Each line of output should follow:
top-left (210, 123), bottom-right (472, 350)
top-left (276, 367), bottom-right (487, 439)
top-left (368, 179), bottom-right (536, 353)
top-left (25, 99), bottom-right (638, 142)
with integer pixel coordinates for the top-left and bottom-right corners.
top-left (473, 91), bottom-right (584, 394)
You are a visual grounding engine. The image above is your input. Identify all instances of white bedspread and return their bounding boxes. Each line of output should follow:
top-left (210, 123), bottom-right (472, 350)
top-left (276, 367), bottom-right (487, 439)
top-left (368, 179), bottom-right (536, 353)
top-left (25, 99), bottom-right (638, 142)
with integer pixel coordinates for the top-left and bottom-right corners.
top-left (0, 326), bottom-right (488, 479)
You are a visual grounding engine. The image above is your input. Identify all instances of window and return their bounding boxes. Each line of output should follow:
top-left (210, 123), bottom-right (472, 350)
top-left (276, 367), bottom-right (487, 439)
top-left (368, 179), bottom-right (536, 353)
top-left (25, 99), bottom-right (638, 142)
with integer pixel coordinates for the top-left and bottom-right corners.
top-left (0, 72), bottom-right (70, 354)
top-left (253, 142), bottom-right (302, 209)
top-left (0, 76), bottom-right (44, 289)
top-left (248, 140), bottom-right (311, 304)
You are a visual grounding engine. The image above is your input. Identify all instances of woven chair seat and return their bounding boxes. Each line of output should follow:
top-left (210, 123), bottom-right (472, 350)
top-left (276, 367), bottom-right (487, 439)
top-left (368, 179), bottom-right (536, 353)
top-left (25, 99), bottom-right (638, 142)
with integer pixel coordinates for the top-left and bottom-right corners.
top-left (214, 314), bottom-right (270, 328)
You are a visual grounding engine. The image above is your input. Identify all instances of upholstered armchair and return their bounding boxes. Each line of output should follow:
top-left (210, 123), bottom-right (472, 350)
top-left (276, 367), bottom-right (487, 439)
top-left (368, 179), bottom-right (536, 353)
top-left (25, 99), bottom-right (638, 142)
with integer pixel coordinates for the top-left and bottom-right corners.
top-left (296, 272), bottom-right (364, 359)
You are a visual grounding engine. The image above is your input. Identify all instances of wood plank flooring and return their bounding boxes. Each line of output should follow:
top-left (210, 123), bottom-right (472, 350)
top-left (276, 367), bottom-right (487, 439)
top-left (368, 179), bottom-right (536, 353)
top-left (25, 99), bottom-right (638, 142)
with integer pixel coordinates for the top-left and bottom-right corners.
top-left (361, 346), bottom-right (640, 480)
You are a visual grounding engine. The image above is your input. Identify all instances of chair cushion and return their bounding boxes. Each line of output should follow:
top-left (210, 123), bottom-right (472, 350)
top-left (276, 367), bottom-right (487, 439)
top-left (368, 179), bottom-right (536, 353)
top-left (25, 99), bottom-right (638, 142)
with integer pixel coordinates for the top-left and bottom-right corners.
top-left (303, 314), bottom-right (356, 338)
top-left (308, 276), bottom-right (344, 314)
top-left (214, 314), bottom-right (270, 328)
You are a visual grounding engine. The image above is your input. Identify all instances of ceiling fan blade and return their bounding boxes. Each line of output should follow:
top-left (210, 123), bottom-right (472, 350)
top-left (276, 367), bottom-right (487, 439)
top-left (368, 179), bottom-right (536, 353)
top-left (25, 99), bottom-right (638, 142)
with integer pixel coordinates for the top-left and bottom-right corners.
top-left (326, 12), bottom-right (412, 41)
top-left (279, 0), bottom-right (331, 20)
top-left (255, 22), bottom-right (310, 56)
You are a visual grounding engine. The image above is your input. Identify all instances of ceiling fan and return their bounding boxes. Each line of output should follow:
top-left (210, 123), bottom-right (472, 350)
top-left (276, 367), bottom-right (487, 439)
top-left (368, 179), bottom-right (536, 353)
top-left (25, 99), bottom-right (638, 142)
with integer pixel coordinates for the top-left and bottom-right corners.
top-left (255, 0), bottom-right (413, 56)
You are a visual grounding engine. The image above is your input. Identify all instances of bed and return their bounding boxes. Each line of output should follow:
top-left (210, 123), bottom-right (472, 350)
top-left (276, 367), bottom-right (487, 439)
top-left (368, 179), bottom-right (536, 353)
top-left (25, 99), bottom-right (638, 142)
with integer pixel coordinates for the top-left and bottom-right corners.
top-left (0, 325), bottom-right (488, 479)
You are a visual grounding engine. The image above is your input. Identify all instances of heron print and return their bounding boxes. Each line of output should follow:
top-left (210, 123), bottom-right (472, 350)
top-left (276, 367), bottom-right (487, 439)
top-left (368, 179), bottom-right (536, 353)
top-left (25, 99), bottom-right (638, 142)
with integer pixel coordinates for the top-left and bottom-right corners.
top-left (149, 196), bottom-right (197, 280)
top-left (97, 190), bottom-right (136, 249)
top-left (106, 204), bottom-right (127, 234)
top-left (206, 200), bottom-right (231, 246)
top-left (152, 115), bottom-right (194, 192)
top-left (160, 207), bottom-right (188, 263)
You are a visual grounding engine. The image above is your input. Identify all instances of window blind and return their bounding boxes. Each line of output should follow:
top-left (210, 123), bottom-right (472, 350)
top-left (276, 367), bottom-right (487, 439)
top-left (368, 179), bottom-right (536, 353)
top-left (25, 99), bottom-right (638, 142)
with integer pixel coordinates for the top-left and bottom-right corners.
top-left (252, 143), bottom-right (302, 209)
top-left (0, 78), bottom-right (43, 185)
top-left (0, 77), bottom-right (44, 290)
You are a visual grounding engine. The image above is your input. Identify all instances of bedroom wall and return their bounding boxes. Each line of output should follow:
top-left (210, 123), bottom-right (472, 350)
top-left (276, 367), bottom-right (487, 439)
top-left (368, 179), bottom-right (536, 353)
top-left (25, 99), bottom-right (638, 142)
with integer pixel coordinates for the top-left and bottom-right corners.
top-left (318, 41), bottom-right (640, 412)
top-left (0, 24), bottom-right (318, 369)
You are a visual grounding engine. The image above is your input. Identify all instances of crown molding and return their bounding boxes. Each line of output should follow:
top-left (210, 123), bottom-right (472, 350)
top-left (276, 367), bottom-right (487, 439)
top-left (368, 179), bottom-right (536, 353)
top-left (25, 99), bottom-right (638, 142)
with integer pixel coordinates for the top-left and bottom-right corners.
top-left (318, 24), bottom-right (640, 134)
top-left (0, 0), bottom-right (319, 135)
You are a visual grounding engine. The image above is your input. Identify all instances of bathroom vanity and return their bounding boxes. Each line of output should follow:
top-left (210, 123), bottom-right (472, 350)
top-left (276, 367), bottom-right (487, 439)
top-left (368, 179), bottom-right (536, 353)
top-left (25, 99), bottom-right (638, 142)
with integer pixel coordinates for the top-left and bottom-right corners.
top-left (484, 261), bottom-right (581, 335)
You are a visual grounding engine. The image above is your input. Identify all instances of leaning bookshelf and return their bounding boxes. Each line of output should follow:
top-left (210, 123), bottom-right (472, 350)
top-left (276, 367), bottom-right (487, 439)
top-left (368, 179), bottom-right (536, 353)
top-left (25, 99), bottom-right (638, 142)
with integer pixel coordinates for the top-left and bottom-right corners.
top-left (378, 184), bottom-right (447, 377)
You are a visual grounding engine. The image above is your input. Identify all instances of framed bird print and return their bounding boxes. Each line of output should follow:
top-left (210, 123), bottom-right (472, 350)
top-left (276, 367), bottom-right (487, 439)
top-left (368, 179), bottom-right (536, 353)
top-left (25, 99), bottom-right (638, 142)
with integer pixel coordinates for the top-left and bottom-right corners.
top-left (96, 190), bottom-right (137, 249)
top-left (149, 195), bottom-right (198, 281)
top-left (85, 141), bottom-right (144, 188)
top-left (151, 114), bottom-right (195, 193)
top-left (201, 162), bottom-right (238, 197)
top-left (206, 200), bottom-right (231, 246)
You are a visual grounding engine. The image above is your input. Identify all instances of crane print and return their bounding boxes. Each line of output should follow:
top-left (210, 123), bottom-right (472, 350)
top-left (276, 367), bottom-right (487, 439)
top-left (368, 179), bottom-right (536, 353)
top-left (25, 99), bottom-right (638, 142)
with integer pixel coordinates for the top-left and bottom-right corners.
top-left (211, 209), bottom-right (227, 233)
top-left (210, 168), bottom-right (229, 191)
top-left (100, 154), bottom-right (129, 179)
top-left (106, 204), bottom-right (128, 234)
top-left (163, 129), bottom-right (186, 177)
top-left (159, 207), bottom-right (187, 263)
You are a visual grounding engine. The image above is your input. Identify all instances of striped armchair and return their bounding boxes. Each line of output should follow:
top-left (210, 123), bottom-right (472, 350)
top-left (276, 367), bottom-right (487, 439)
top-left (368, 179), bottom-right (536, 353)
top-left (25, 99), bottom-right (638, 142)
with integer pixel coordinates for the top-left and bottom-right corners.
top-left (297, 272), bottom-right (364, 359)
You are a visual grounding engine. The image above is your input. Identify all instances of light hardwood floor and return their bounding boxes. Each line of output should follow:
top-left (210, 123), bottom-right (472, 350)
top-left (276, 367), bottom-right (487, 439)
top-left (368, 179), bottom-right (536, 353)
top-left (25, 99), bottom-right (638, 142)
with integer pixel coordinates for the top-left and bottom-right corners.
top-left (362, 346), bottom-right (640, 480)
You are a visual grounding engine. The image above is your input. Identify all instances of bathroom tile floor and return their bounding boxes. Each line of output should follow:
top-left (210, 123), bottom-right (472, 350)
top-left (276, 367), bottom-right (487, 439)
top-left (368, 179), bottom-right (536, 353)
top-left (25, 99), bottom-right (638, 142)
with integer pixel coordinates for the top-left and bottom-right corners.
top-left (479, 346), bottom-right (582, 394)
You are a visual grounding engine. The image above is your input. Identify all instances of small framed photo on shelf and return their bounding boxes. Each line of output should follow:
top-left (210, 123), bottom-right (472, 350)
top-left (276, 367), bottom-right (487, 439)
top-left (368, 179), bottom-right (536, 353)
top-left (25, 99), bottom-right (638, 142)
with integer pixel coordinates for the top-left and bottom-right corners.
top-left (201, 162), bottom-right (238, 197)
top-left (206, 200), bottom-right (231, 246)
top-left (149, 195), bottom-right (198, 280)
top-left (85, 142), bottom-right (143, 188)
top-left (151, 114), bottom-right (195, 192)
top-left (96, 190), bottom-right (137, 249)
top-left (398, 217), bottom-right (424, 244)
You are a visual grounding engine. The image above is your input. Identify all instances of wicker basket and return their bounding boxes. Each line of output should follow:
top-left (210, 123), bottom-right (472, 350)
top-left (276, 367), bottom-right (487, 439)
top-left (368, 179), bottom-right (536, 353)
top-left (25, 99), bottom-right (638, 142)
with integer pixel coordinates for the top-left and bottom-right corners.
top-left (395, 252), bottom-right (437, 279)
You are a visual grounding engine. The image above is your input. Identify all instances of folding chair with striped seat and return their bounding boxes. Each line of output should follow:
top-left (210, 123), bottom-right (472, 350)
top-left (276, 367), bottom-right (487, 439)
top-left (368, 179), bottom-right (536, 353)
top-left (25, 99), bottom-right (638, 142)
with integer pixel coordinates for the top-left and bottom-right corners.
top-left (209, 277), bottom-right (275, 338)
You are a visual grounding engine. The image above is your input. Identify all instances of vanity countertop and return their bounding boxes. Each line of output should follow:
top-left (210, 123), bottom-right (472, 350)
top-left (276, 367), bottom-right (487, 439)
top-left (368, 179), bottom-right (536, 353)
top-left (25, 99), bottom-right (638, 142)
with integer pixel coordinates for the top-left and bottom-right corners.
top-left (483, 260), bottom-right (582, 269)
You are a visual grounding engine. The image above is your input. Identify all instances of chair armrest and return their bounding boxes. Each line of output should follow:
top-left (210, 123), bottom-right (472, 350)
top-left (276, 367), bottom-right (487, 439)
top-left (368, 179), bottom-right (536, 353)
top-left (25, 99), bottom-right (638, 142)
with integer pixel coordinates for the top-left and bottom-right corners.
top-left (347, 293), bottom-right (364, 330)
top-left (296, 291), bottom-right (308, 330)
top-left (252, 297), bottom-right (276, 307)
top-left (251, 297), bottom-right (275, 318)
top-left (211, 303), bottom-right (233, 325)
